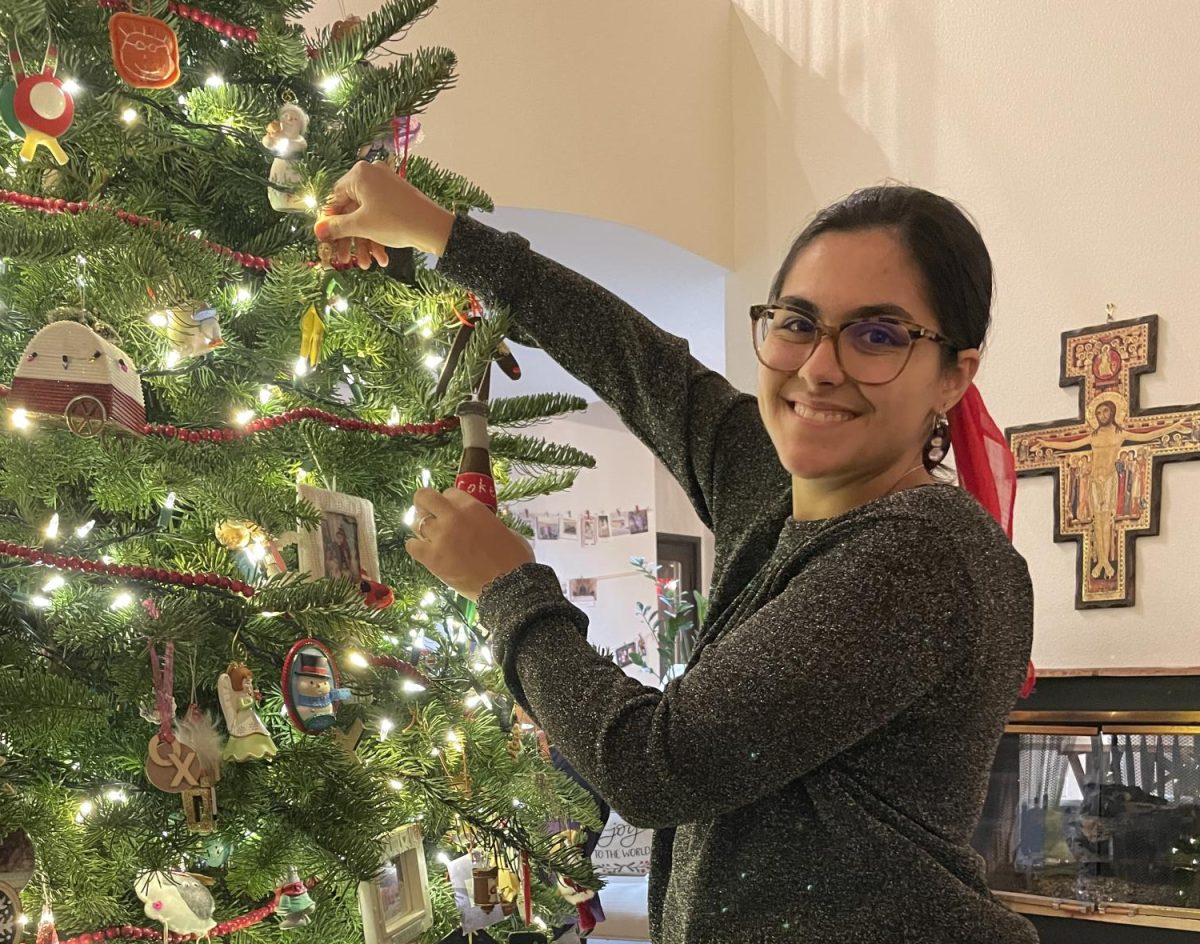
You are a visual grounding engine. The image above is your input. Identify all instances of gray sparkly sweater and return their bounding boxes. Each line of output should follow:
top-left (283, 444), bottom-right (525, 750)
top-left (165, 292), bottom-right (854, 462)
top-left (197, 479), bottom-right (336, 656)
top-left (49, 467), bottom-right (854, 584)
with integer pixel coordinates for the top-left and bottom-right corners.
top-left (439, 214), bottom-right (1039, 944)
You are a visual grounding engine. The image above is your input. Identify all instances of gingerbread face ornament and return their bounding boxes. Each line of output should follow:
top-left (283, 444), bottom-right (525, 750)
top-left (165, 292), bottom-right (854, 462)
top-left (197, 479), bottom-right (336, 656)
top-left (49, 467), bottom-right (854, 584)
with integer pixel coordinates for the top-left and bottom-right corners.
top-left (109, 12), bottom-right (180, 89)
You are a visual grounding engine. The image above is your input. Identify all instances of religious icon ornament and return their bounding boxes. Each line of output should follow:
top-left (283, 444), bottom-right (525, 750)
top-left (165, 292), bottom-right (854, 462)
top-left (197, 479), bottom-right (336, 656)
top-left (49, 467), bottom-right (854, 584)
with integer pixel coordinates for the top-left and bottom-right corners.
top-left (109, 12), bottom-right (180, 88)
top-left (1007, 311), bottom-right (1200, 608)
top-left (4, 40), bottom-right (75, 164)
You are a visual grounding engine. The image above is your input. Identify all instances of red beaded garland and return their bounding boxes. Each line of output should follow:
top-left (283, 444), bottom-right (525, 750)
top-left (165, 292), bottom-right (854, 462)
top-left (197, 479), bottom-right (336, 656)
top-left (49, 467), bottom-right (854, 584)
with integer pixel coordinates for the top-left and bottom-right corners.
top-left (140, 410), bottom-right (460, 444)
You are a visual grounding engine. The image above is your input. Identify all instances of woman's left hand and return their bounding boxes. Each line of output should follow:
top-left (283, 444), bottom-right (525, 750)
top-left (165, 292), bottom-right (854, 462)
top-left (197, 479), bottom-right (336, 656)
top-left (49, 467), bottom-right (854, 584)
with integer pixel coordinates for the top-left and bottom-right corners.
top-left (407, 488), bottom-right (535, 601)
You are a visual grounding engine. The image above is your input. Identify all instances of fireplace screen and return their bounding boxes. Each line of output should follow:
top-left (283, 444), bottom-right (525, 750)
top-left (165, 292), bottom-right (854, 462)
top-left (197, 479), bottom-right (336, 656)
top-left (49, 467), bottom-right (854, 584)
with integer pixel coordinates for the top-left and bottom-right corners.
top-left (973, 719), bottom-right (1200, 927)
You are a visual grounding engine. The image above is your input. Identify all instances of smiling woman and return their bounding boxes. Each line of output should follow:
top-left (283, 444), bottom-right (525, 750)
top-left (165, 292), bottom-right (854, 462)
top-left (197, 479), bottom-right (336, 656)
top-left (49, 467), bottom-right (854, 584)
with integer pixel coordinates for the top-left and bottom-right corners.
top-left (314, 165), bottom-right (1037, 944)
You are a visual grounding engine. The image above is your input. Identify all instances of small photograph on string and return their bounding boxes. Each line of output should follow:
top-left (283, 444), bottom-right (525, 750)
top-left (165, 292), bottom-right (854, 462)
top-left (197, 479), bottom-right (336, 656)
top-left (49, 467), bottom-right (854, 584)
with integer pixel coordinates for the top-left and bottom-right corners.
top-left (561, 516), bottom-right (579, 539)
top-left (536, 515), bottom-right (561, 541)
top-left (569, 577), bottom-right (599, 606)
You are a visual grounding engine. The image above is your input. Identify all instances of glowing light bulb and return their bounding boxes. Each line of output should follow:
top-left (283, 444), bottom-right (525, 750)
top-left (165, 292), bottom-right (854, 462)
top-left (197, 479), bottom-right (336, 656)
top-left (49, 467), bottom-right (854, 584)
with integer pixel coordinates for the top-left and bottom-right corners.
top-left (293, 356), bottom-right (310, 377)
top-left (446, 730), bottom-right (460, 745)
top-left (74, 520), bottom-right (96, 538)
top-left (234, 409), bottom-right (255, 426)
top-left (10, 408), bottom-right (28, 430)
top-left (30, 595), bottom-right (51, 609)
top-left (164, 492), bottom-right (176, 511)
top-left (76, 799), bottom-right (95, 821)
top-left (234, 285), bottom-right (252, 304)
top-left (421, 468), bottom-right (432, 487)
top-left (205, 74), bottom-right (224, 88)
top-left (348, 652), bottom-right (369, 668)
top-left (164, 350), bottom-right (181, 368)
top-left (110, 592), bottom-right (133, 610)
top-left (62, 78), bottom-right (82, 95)
top-left (121, 107), bottom-right (138, 124)
top-left (274, 137), bottom-right (292, 156)
top-left (423, 353), bottom-right (442, 370)
top-left (44, 514), bottom-right (59, 540)
top-left (259, 386), bottom-right (273, 404)
top-left (420, 325), bottom-right (433, 339)
top-left (403, 505), bottom-right (417, 527)
top-left (320, 75), bottom-right (341, 94)
top-left (104, 788), bottom-right (127, 803)
top-left (148, 311), bottom-right (169, 328)
top-left (302, 193), bottom-right (318, 210)
top-left (389, 779), bottom-right (404, 791)
top-left (332, 296), bottom-right (349, 313)
top-left (379, 718), bottom-right (394, 740)
top-left (388, 406), bottom-right (401, 426)
top-left (421, 591), bottom-right (436, 608)
top-left (177, 94), bottom-right (187, 106)
top-left (42, 575), bottom-right (65, 593)
top-left (403, 680), bottom-right (426, 694)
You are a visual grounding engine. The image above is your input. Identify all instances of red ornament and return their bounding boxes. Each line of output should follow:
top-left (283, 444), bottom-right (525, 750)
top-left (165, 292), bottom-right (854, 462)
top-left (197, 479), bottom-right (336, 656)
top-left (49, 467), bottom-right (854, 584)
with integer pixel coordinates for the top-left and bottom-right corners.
top-left (109, 13), bottom-right (180, 88)
top-left (9, 42), bottom-right (75, 165)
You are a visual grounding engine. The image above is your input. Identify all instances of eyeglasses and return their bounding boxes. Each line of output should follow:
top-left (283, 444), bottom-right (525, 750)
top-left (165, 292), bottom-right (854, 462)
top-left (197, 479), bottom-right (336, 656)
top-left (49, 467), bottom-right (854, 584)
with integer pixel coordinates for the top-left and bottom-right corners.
top-left (748, 304), bottom-right (956, 385)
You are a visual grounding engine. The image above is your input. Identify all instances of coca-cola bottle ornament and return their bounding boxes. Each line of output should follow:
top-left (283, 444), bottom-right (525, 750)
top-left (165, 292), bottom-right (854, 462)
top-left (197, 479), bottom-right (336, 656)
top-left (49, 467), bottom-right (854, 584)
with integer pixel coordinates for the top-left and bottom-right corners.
top-left (455, 398), bottom-right (497, 512)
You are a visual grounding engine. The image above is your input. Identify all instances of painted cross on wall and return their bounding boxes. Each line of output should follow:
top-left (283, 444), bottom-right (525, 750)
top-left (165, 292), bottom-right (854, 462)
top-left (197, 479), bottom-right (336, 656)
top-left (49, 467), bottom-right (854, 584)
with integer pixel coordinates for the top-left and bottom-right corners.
top-left (1006, 314), bottom-right (1200, 608)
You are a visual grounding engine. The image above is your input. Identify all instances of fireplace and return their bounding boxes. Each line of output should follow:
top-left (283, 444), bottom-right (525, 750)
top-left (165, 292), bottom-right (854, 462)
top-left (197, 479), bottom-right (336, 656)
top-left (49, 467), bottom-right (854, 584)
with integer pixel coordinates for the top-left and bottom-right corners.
top-left (972, 674), bottom-right (1200, 939)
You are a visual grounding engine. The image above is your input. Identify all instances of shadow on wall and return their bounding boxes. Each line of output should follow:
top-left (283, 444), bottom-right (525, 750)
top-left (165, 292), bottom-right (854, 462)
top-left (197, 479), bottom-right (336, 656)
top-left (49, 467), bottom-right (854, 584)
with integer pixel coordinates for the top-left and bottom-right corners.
top-left (726, 0), bottom-right (936, 391)
top-left (476, 206), bottom-right (728, 404)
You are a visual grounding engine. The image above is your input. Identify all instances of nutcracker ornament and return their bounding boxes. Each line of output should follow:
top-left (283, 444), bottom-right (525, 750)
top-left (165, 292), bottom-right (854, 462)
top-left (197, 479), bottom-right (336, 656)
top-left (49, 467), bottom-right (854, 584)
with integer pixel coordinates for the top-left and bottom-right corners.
top-left (217, 663), bottom-right (277, 761)
top-left (262, 103), bottom-right (310, 213)
top-left (5, 40), bottom-right (75, 164)
top-left (108, 12), bottom-right (180, 88)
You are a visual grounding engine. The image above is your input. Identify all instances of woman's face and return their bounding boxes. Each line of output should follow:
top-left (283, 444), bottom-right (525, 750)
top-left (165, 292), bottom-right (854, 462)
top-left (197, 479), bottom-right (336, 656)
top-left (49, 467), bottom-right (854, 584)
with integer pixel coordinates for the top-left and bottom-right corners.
top-left (758, 228), bottom-right (976, 484)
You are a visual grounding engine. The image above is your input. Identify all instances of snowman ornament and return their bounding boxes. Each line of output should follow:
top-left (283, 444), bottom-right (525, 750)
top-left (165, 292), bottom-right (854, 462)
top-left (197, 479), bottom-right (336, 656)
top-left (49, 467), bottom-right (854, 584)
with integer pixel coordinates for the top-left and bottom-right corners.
top-left (261, 103), bottom-right (309, 213)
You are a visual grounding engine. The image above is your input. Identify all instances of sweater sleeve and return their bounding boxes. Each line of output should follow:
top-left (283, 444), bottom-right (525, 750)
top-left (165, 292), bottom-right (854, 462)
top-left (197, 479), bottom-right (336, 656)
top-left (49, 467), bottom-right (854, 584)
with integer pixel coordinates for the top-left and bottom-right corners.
top-left (437, 213), bottom-right (780, 532)
top-left (476, 519), bottom-right (973, 831)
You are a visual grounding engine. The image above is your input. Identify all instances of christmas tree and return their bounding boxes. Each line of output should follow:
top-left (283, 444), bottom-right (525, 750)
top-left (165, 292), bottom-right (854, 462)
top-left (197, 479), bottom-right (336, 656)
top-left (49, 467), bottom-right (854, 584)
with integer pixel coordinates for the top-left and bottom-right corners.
top-left (0, 0), bottom-right (605, 941)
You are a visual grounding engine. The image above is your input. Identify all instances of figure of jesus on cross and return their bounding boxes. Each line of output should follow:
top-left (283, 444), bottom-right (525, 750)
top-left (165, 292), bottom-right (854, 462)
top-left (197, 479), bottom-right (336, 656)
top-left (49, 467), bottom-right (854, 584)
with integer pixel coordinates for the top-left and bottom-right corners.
top-left (1007, 314), bottom-right (1200, 608)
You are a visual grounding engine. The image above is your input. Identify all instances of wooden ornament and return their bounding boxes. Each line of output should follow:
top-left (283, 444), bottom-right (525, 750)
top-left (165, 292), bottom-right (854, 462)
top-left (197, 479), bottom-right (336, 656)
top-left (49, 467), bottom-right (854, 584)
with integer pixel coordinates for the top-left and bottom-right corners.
top-left (145, 733), bottom-right (202, 792)
top-left (182, 776), bottom-right (217, 834)
top-left (9, 321), bottom-right (145, 437)
top-left (109, 13), bottom-right (180, 89)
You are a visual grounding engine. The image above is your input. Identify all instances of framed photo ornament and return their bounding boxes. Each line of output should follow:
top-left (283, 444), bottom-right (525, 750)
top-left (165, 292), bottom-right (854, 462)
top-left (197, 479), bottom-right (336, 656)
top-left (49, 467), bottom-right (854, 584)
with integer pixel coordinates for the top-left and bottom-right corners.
top-left (358, 824), bottom-right (434, 944)
top-left (294, 484), bottom-right (381, 582)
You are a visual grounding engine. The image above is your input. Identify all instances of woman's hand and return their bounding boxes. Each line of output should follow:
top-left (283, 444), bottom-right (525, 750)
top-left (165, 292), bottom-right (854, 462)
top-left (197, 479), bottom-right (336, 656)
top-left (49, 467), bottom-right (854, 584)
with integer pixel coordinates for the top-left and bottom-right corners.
top-left (313, 161), bottom-right (456, 269)
top-left (407, 488), bottom-right (535, 601)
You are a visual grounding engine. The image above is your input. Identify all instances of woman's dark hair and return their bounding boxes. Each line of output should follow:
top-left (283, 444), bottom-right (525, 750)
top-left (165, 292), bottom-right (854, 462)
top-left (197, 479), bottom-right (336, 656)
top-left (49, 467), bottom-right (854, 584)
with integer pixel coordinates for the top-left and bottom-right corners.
top-left (769, 185), bottom-right (994, 359)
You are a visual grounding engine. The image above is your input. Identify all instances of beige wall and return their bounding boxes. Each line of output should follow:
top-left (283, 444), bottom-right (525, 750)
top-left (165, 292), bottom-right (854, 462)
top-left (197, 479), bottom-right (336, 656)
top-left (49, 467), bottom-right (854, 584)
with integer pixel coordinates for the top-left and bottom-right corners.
top-left (306, 0), bottom-right (1200, 670)
top-left (309, 0), bottom-right (736, 267)
top-left (728, 1), bottom-right (1200, 669)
